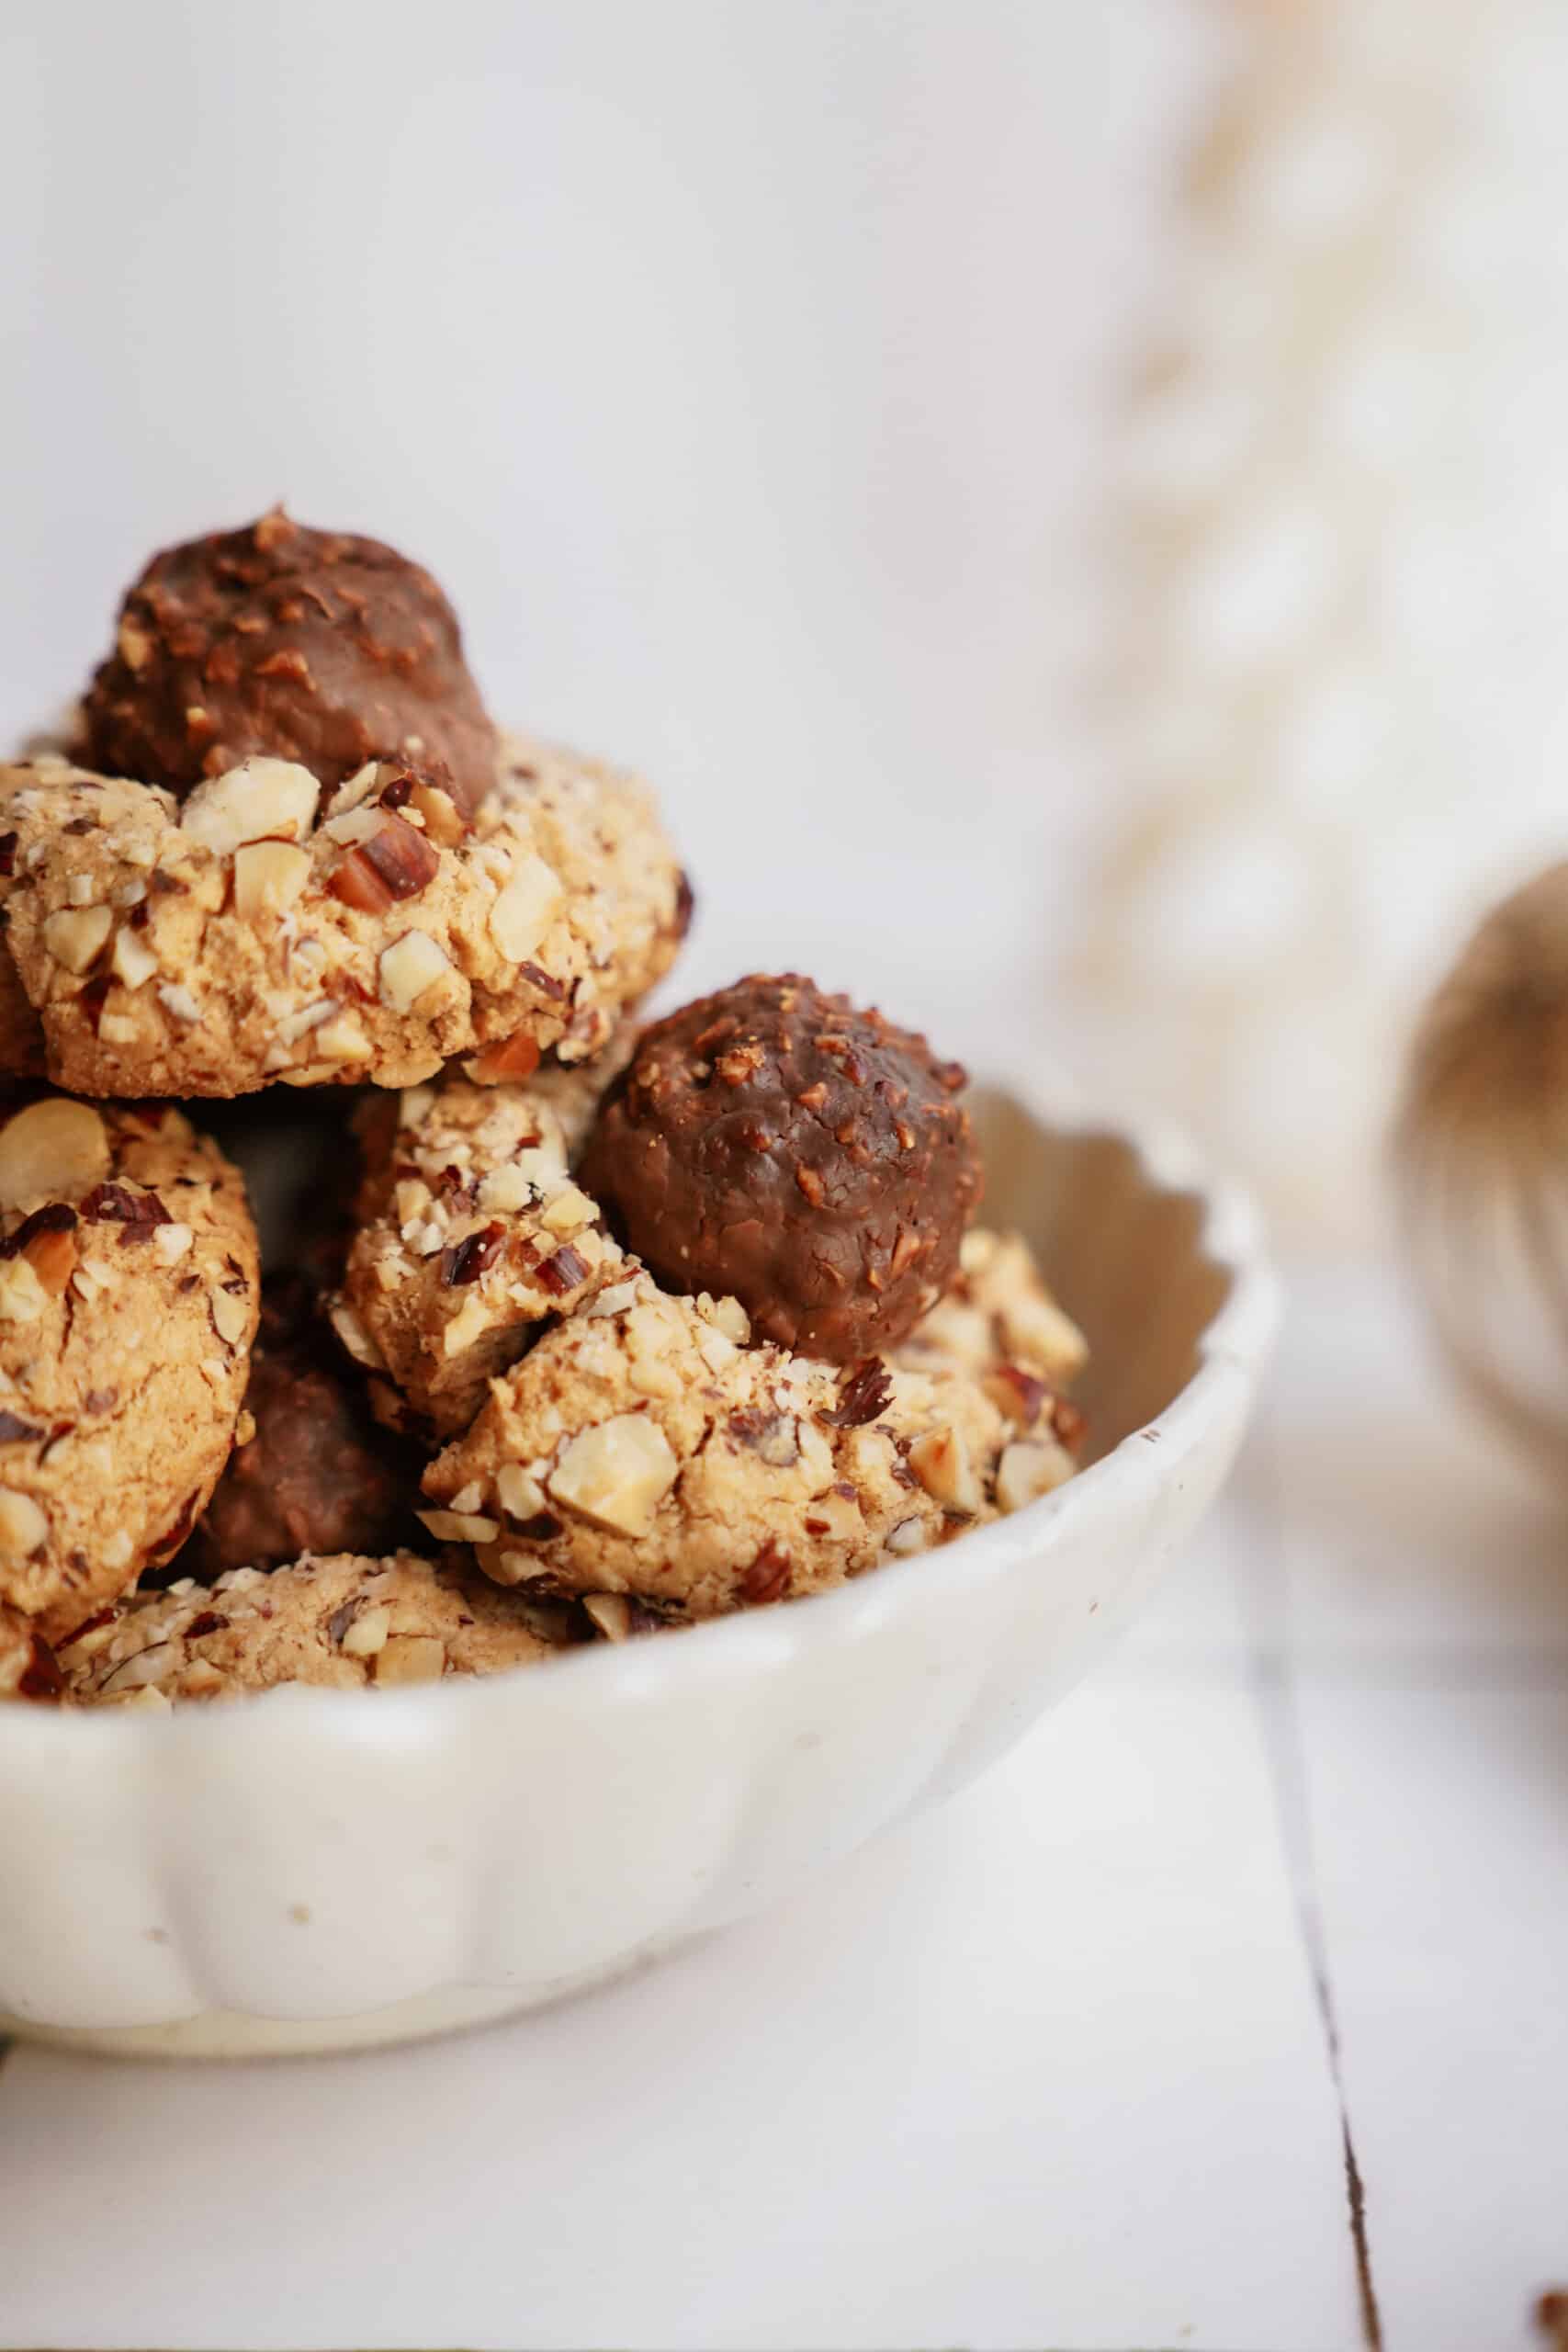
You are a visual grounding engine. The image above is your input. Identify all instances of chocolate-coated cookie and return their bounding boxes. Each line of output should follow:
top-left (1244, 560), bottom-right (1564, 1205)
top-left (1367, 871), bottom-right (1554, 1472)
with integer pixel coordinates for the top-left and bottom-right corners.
top-left (81, 507), bottom-right (497, 816)
top-left (579, 974), bottom-right (982, 1361)
top-left (186, 1281), bottom-right (420, 1577)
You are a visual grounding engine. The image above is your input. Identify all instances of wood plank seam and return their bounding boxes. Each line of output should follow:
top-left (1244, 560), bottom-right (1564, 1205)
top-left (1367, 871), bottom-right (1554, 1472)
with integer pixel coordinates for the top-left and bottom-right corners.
top-left (1237, 1414), bottom-right (1386, 2352)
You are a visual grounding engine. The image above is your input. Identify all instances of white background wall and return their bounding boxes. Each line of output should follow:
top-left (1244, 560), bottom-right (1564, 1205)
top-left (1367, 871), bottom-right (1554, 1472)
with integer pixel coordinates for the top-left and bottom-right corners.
top-left (0, 0), bottom-right (1216, 1067)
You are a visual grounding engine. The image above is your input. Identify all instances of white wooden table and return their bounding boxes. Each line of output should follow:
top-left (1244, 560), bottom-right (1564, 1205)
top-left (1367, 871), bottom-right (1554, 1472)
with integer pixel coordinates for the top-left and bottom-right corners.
top-left (1, 1259), bottom-right (1563, 2352)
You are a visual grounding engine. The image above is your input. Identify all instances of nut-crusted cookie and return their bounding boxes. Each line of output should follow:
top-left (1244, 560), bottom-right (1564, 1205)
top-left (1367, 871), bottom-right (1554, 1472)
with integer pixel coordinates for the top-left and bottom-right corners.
top-left (0, 733), bottom-right (687, 1099)
top-left (898, 1228), bottom-right (1089, 1393)
top-left (454, 1019), bottom-right (639, 1138)
top-left (0, 1603), bottom-right (62, 1702)
top-left (333, 1060), bottom-right (631, 1437)
top-left (58, 1550), bottom-right (582, 1707)
top-left (421, 1231), bottom-right (1082, 1619)
top-left (0, 1604), bottom-right (24, 1694)
top-left (80, 508), bottom-right (499, 816)
top-left (0, 1093), bottom-right (260, 1640)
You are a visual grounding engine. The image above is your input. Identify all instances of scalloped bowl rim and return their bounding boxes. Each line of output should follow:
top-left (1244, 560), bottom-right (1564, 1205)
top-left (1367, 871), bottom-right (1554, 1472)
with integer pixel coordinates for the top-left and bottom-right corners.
top-left (0, 1068), bottom-right (1279, 1761)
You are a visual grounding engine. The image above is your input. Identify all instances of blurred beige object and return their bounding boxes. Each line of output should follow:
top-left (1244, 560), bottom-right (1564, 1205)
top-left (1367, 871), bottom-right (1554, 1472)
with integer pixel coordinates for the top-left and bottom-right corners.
top-left (1067, 0), bottom-right (1568, 1244)
top-left (1396, 863), bottom-right (1568, 1476)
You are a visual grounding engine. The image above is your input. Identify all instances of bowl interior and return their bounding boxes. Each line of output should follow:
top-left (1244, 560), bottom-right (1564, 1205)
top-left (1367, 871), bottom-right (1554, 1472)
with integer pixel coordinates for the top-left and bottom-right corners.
top-left (967, 1087), bottom-right (1235, 1464)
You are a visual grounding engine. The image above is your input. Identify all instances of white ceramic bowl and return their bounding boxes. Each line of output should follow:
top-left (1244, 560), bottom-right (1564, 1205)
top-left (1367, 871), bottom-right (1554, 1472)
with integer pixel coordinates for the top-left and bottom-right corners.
top-left (0, 1077), bottom-right (1276, 2060)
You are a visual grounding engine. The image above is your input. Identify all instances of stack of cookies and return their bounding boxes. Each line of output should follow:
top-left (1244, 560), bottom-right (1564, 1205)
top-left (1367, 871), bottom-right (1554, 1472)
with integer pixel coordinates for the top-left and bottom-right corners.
top-left (0, 512), bottom-right (1086, 1709)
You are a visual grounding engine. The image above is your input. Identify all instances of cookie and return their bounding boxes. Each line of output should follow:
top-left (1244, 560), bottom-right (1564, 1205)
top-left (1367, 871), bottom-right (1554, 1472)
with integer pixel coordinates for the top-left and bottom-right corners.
top-left (897, 1227), bottom-right (1089, 1393)
top-left (332, 1061), bottom-right (629, 1437)
top-left (58, 1550), bottom-right (582, 1707)
top-left (0, 1604), bottom-right (24, 1693)
top-left (455, 1019), bottom-right (639, 1139)
top-left (0, 733), bottom-right (688, 1099)
top-left (580, 975), bottom-right (982, 1360)
top-left (80, 507), bottom-right (498, 816)
top-left (185, 1279), bottom-right (421, 1577)
top-left (420, 1231), bottom-right (1081, 1619)
top-left (0, 1604), bottom-right (62, 1702)
top-left (0, 1093), bottom-right (260, 1640)
top-left (0, 943), bottom-right (46, 1080)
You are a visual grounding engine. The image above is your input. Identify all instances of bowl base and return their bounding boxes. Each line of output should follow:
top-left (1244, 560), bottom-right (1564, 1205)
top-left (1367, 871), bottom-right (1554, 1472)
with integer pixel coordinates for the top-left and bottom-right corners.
top-left (0, 1961), bottom-right (645, 2062)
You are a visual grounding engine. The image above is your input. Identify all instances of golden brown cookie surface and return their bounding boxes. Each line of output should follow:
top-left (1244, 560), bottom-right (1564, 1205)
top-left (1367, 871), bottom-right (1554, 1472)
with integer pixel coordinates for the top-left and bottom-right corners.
top-left (0, 1602), bottom-right (62, 1701)
top-left (59, 1550), bottom-right (581, 1706)
top-left (421, 1231), bottom-right (1083, 1620)
top-left (0, 735), bottom-right (686, 1098)
top-left (0, 1093), bottom-right (260, 1639)
top-left (333, 1060), bottom-right (630, 1437)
